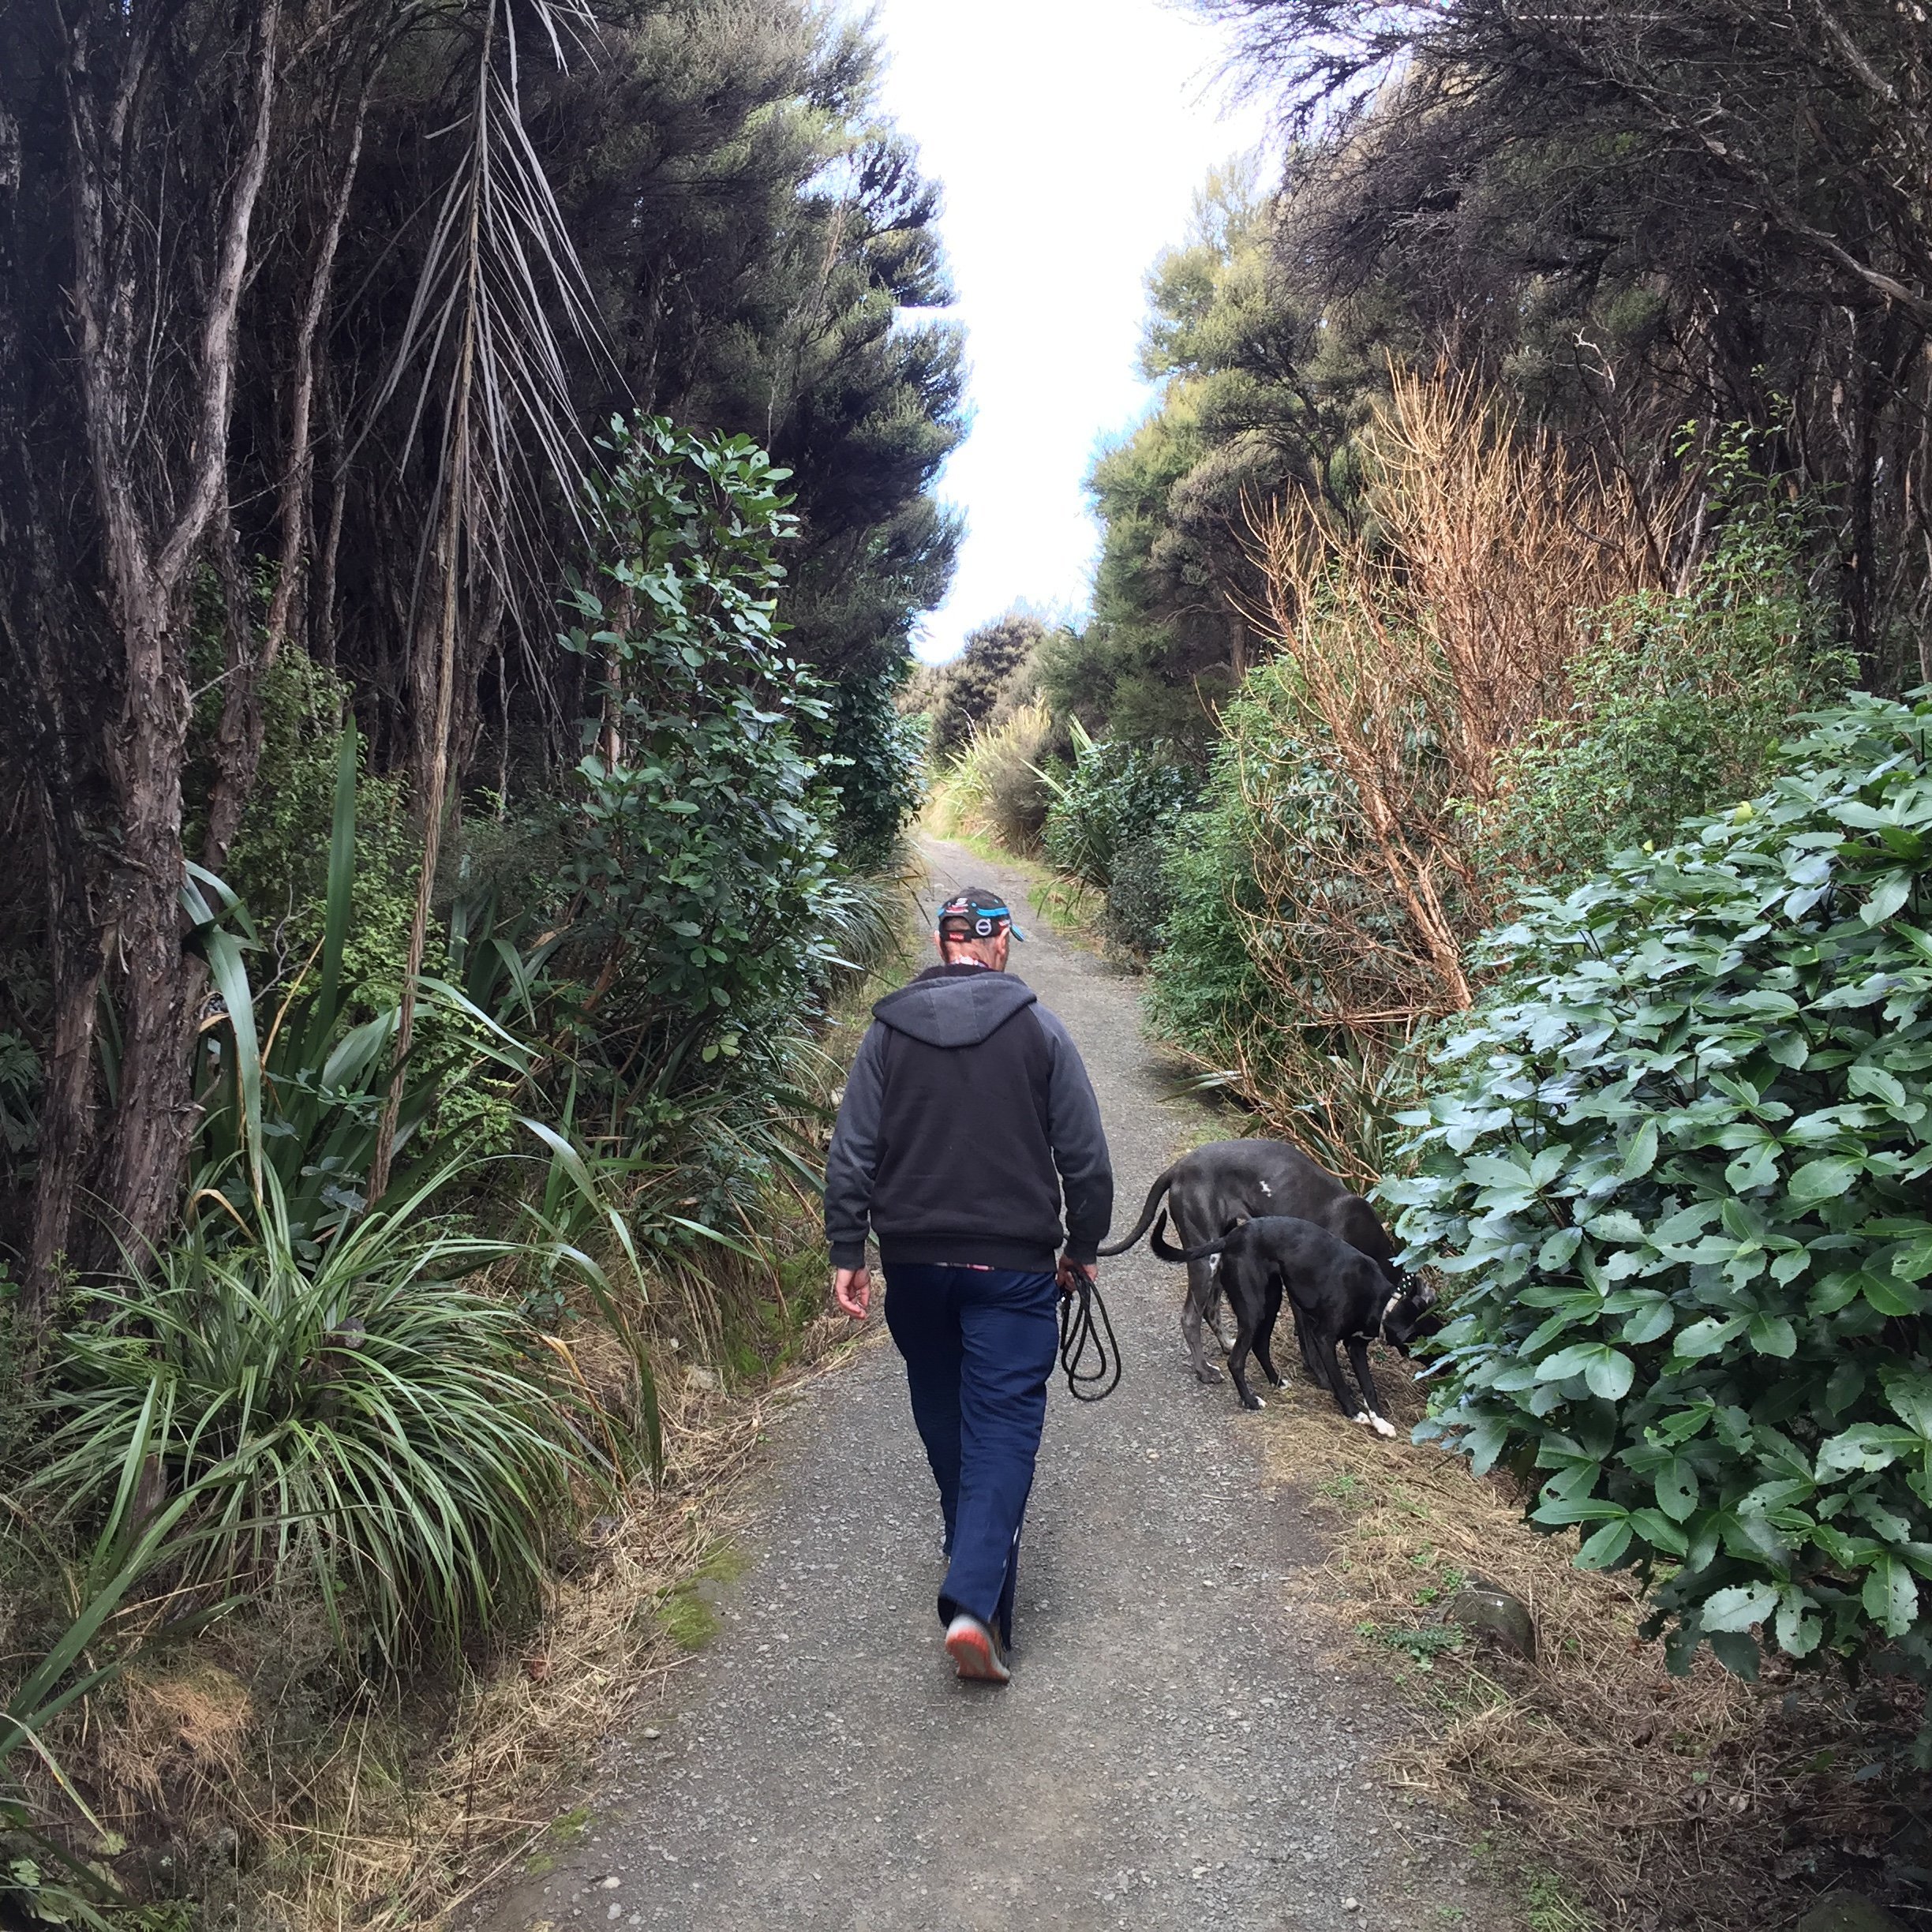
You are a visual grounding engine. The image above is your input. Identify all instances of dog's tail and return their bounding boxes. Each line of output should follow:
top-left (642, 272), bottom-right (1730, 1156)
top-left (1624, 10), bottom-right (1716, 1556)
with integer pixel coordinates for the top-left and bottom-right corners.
top-left (1096, 1163), bottom-right (1179, 1256)
top-left (1150, 1211), bottom-right (1244, 1266)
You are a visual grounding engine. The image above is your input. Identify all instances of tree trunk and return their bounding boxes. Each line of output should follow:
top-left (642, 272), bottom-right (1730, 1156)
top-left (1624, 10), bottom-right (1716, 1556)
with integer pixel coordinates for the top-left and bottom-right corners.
top-left (61, 0), bottom-right (285, 1254)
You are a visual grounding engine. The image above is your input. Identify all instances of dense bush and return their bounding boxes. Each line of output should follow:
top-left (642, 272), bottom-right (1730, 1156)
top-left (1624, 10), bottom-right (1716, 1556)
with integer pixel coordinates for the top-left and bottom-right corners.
top-left (827, 666), bottom-right (924, 871)
top-left (1039, 720), bottom-right (1194, 892)
top-left (1387, 695), bottom-right (1932, 1691)
top-left (1099, 829), bottom-right (1179, 957)
top-left (1484, 483), bottom-right (1850, 889)
top-left (556, 417), bottom-right (854, 1115)
top-left (908, 612), bottom-right (1051, 762)
top-left (1142, 777), bottom-right (1267, 1054)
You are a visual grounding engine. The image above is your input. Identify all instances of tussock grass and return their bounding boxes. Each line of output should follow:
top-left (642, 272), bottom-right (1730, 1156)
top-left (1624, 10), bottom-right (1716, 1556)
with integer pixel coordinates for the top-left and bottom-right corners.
top-left (922, 701), bottom-right (1055, 855)
top-left (71, 1329), bottom-right (865, 1932)
top-left (1254, 1355), bottom-right (1926, 1931)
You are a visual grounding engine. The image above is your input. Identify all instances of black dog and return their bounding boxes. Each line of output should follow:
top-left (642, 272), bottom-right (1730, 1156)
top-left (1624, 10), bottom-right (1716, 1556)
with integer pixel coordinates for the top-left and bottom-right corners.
top-left (1099, 1139), bottom-right (1407, 1386)
top-left (1154, 1215), bottom-right (1436, 1429)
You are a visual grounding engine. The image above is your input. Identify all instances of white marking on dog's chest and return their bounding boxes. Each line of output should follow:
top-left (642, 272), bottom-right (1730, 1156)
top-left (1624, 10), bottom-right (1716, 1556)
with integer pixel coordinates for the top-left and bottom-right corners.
top-left (1258, 1180), bottom-right (1272, 1196)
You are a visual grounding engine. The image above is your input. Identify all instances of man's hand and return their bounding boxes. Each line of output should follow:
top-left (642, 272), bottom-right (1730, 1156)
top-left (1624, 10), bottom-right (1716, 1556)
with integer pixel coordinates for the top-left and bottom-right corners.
top-left (1057, 1255), bottom-right (1095, 1298)
top-left (833, 1266), bottom-right (871, 1320)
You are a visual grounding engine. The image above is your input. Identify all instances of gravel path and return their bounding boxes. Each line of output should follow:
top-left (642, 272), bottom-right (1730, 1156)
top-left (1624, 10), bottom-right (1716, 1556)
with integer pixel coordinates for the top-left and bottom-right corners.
top-left (476, 840), bottom-right (1504, 1932)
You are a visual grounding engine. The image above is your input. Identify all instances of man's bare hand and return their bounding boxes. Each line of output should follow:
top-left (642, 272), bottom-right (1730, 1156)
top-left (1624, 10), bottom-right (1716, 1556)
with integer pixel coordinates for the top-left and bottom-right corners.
top-left (833, 1266), bottom-right (871, 1320)
top-left (1057, 1255), bottom-right (1095, 1298)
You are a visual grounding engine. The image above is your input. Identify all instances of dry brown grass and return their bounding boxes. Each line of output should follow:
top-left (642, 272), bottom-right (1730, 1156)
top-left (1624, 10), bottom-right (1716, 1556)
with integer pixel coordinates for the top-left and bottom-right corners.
top-left (1252, 1356), bottom-right (1927, 1932)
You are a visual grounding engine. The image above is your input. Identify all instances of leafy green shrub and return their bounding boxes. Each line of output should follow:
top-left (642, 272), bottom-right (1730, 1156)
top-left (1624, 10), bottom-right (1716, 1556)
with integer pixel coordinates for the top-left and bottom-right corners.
top-left (28, 1168), bottom-right (638, 1666)
top-left (1387, 694), bottom-right (1932, 1694)
top-left (826, 666), bottom-right (923, 871)
top-left (1038, 719), bottom-right (1194, 891)
top-left (1485, 486), bottom-right (1849, 892)
top-left (1142, 773), bottom-right (1270, 1056)
top-left (909, 612), bottom-right (1050, 762)
top-left (188, 727), bottom-right (525, 1249)
top-left (557, 417), bottom-right (847, 1099)
top-left (1099, 829), bottom-right (1178, 957)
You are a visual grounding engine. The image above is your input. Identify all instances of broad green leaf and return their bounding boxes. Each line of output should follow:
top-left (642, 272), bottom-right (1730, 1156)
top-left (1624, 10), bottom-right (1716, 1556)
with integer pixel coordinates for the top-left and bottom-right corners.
top-left (1817, 1425), bottom-right (1918, 1476)
top-left (1583, 1210), bottom-right (1645, 1245)
top-left (1537, 1226), bottom-right (1584, 1271)
top-left (1773, 1589), bottom-right (1823, 1658)
top-left (1621, 1298), bottom-right (1675, 1346)
top-left (1882, 1371), bottom-right (1932, 1440)
top-left (1533, 1344), bottom-right (1600, 1382)
top-left (1574, 1518), bottom-right (1633, 1569)
top-left (1652, 1200), bottom-right (1720, 1245)
top-left (1848, 1063), bottom-right (1911, 1110)
top-left (1584, 1349), bottom-right (1635, 1400)
top-left (1654, 1459), bottom-right (1699, 1522)
top-left (1860, 1272), bottom-right (1927, 1318)
top-left (1673, 1315), bottom-right (1747, 1360)
top-left (1628, 1509), bottom-right (1689, 1556)
top-left (1724, 1139), bottom-right (1781, 1193)
top-left (1892, 1237), bottom-right (1932, 1282)
top-left (1699, 1582), bottom-right (1777, 1633)
top-left (1747, 1313), bottom-right (1797, 1357)
top-left (1861, 871), bottom-right (1912, 927)
top-left (1862, 1555), bottom-right (1919, 1638)
top-left (1618, 1120), bottom-right (1659, 1182)
top-left (1788, 1155), bottom-right (1864, 1205)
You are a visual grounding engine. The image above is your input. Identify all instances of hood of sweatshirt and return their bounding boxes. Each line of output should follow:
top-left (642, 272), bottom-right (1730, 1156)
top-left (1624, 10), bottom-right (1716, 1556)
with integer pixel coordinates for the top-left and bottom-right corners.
top-left (871, 964), bottom-right (1038, 1049)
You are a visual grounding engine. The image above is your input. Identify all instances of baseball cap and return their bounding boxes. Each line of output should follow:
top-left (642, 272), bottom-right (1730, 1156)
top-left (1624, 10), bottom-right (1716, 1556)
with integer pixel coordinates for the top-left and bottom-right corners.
top-left (937, 886), bottom-right (1027, 942)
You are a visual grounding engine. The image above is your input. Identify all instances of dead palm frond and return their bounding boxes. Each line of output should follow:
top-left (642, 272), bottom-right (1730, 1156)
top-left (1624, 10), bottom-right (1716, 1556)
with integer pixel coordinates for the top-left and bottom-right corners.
top-left (365, 0), bottom-right (615, 1200)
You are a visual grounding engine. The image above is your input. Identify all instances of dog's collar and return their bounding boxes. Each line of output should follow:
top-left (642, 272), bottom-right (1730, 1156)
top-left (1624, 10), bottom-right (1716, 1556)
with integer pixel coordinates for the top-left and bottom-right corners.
top-left (1375, 1290), bottom-right (1400, 1346)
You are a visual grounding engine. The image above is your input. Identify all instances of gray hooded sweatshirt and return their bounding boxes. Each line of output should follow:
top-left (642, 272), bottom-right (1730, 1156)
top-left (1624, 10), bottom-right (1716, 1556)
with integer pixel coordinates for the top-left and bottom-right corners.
top-left (823, 963), bottom-right (1114, 1273)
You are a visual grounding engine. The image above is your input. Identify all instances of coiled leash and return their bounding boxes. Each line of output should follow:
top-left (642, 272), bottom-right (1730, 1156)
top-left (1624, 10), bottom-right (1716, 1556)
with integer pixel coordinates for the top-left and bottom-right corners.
top-left (1058, 1275), bottom-right (1121, 1402)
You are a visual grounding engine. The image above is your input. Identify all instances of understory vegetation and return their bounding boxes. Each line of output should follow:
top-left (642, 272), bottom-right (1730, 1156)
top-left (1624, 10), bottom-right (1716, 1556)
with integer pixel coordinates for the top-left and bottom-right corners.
top-left (2, 414), bottom-right (916, 1931)
top-left (917, 7), bottom-right (1932, 1904)
top-left (0, 0), bottom-right (944, 1902)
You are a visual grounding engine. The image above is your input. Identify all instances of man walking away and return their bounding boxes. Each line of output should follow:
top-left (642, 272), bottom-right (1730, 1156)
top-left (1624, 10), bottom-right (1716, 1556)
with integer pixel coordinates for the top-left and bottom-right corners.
top-left (825, 887), bottom-right (1114, 1684)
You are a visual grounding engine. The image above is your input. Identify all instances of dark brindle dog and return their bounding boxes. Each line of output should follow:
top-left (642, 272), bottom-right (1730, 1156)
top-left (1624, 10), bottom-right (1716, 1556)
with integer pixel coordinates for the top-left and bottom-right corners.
top-left (1099, 1139), bottom-right (1407, 1385)
top-left (1153, 1214), bottom-right (1436, 1430)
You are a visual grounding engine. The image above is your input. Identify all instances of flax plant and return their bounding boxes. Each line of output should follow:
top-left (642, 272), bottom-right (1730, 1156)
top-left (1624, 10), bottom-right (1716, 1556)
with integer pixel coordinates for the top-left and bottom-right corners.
top-left (25, 1164), bottom-right (638, 1667)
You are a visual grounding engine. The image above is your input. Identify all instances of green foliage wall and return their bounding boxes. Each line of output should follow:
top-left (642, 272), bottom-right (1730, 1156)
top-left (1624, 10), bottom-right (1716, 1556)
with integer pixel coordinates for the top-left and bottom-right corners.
top-left (1387, 695), bottom-right (1932, 1689)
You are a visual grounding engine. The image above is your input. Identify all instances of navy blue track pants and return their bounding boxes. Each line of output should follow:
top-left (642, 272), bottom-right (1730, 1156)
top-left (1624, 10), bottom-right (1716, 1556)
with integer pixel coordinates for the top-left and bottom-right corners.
top-left (882, 1264), bottom-right (1058, 1647)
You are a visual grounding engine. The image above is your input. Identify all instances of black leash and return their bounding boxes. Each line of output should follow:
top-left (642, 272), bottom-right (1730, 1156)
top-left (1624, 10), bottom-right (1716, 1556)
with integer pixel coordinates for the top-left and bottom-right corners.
top-left (1058, 1275), bottom-right (1121, 1402)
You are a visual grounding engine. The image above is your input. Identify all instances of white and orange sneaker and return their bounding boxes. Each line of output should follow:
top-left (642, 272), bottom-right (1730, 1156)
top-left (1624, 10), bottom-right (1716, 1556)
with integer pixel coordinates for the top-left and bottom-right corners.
top-left (943, 1612), bottom-right (1010, 1684)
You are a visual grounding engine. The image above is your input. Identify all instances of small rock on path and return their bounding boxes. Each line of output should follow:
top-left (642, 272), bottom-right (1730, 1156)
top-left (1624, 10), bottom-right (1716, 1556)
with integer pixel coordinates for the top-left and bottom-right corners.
top-left (476, 838), bottom-right (1507, 1932)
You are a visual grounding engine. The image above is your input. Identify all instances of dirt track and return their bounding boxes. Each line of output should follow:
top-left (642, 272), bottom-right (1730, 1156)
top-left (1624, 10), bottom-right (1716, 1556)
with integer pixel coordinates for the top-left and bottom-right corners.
top-left (474, 838), bottom-right (1504, 1932)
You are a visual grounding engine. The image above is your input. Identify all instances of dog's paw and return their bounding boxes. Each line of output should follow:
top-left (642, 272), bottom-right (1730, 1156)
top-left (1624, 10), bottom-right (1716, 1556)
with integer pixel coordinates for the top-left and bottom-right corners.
top-left (1195, 1365), bottom-right (1224, 1385)
top-left (1367, 1413), bottom-right (1398, 1439)
top-left (1241, 1392), bottom-right (1265, 1411)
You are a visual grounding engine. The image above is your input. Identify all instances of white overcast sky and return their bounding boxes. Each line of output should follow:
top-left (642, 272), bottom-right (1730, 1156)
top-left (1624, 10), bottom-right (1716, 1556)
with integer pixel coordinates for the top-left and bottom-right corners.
top-left (864, 0), bottom-right (1274, 664)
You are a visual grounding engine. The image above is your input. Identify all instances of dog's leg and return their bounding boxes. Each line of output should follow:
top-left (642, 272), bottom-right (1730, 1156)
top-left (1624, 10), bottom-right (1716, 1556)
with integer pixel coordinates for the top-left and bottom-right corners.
top-left (1253, 1276), bottom-right (1286, 1389)
top-left (1226, 1311), bottom-right (1265, 1412)
top-left (1345, 1335), bottom-right (1398, 1438)
top-left (1294, 1305), bottom-right (1326, 1386)
top-left (1206, 1252), bottom-right (1236, 1352)
top-left (1222, 1261), bottom-right (1267, 1411)
top-left (1305, 1325), bottom-right (1366, 1424)
top-left (1181, 1258), bottom-right (1222, 1384)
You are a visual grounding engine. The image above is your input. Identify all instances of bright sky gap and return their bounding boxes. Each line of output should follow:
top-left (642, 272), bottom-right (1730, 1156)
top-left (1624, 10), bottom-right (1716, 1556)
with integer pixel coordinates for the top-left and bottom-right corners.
top-left (866, 0), bottom-right (1274, 664)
